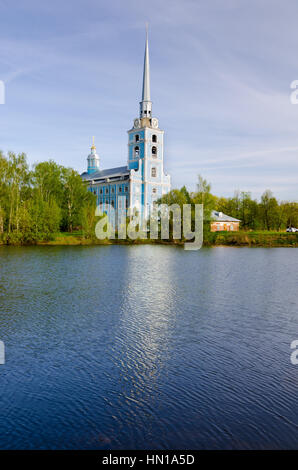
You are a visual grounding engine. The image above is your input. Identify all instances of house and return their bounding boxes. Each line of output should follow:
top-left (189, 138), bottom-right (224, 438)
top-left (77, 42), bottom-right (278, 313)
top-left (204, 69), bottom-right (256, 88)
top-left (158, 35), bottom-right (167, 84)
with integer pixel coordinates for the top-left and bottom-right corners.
top-left (210, 210), bottom-right (240, 232)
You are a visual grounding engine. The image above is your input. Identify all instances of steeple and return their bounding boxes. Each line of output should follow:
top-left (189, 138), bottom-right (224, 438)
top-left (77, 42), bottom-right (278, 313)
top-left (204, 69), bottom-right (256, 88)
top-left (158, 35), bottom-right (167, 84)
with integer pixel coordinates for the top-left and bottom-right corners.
top-left (142, 26), bottom-right (150, 102)
top-left (140, 26), bottom-right (152, 119)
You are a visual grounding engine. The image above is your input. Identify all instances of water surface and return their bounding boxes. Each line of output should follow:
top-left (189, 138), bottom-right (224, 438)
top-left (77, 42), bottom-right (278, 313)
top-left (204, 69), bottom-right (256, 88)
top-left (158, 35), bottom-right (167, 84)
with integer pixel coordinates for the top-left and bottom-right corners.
top-left (0, 245), bottom-right (297, 449)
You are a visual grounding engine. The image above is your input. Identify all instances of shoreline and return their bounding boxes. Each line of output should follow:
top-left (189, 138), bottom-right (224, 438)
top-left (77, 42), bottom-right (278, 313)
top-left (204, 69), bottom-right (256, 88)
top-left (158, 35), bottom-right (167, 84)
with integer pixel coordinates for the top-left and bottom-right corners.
top-left (0, 231), bottom-right (297, 248)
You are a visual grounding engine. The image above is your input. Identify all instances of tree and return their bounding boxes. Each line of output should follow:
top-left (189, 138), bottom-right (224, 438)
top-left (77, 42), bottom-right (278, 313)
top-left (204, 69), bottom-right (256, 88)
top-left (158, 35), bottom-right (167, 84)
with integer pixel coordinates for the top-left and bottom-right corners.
top-left (81, 195), bottom-right (98, 239)
top-left (32, 160), bottom-right (64, 204)
top-left (61, 168), bottom-right (94, 232)
top-left (6, 152), bottom-right (30, 234)
top-left (192, 174), bottom-right (216, 220)
top-left (260, 190), bottom-right (279, 230)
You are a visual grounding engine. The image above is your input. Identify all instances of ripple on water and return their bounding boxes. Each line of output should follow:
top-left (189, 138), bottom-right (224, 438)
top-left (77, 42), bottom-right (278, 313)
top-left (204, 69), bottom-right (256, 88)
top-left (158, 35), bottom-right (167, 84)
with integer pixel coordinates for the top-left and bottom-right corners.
top-left (0, 246), bottom-right (298, 449)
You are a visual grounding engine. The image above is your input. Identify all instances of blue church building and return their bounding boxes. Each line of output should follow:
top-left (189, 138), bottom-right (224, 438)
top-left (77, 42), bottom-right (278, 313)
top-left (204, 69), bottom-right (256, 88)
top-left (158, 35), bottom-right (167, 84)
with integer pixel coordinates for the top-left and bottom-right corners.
top-left (81, 31), bottom-right (171, 221)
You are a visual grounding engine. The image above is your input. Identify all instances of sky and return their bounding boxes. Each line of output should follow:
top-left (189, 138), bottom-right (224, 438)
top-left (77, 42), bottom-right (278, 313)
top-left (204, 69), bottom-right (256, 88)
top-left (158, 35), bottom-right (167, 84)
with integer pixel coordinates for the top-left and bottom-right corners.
top-left (0, 0), bottom-right (298, 201)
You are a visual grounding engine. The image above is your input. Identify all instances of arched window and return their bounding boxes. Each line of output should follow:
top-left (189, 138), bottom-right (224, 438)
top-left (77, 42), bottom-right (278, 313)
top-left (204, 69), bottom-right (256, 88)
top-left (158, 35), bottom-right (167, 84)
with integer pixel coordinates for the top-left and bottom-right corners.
top-left (135, 134), bottom-right (139, 142)
top-left (152, 135), bottom-right (157, 143)
top-left (152, 146), bottom-right (157, 157)
top-left (151, 167), bottom-right (157, 177)
top-left (134, 146), bottom-right (139, 157)
top-left (152, 188), bottom-right (157, 194)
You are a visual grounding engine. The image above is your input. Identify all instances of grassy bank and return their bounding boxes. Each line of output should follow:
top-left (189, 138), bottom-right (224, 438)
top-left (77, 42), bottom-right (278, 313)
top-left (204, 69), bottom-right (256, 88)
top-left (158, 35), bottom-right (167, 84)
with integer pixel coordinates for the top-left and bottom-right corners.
top-left (206, 231), bottom-right (298, 247)
top-left (1, 231), bottom-right (297, 247)
top-left (39, 231), bottom-right (298, 247)
top-left (36, 232), bottom-right (183, 247)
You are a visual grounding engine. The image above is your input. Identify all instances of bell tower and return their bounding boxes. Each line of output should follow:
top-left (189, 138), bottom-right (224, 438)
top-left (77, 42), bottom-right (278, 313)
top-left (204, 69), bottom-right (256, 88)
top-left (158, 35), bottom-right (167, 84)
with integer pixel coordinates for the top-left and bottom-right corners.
top-left (127, 28), bottom-right (170, 219)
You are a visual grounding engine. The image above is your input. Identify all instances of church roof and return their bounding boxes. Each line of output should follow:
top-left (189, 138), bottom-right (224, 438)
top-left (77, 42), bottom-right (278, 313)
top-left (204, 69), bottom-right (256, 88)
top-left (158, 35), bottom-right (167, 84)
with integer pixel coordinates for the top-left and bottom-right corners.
top-left (81, 165), bottom-right (130, 182)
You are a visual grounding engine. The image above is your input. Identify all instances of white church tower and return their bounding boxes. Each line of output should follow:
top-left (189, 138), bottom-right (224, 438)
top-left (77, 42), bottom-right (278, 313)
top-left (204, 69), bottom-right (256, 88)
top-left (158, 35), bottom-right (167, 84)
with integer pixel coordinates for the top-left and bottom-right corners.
top-left (81, 28), bottom-right (170, 222)
top-left (127, 28), bottom-right (170, 218)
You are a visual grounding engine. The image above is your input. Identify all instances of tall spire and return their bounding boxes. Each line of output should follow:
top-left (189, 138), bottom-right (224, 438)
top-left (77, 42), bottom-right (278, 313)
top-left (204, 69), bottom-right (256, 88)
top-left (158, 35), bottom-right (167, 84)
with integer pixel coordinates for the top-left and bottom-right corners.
top-left (142, 24), bottom-right (150, 101)
top-left (139, 25), bottom-right (152, 119)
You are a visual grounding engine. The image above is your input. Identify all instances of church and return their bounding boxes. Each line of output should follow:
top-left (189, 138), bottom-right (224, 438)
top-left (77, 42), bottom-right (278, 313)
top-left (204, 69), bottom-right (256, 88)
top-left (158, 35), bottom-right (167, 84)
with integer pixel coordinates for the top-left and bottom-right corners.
top-left (81, 31), bottom-right (171, 221)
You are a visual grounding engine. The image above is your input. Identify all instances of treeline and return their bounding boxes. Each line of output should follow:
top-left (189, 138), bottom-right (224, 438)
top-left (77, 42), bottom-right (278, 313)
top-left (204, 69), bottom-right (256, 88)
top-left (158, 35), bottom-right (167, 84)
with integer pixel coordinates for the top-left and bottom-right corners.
top-left (158, 175), bottom-right (298, 231)
top-left (0, 151), bottom-right (297, 246)
top-left (216, 191), bottom-right (298, 231)
top-left (0, 151), bottom-right (96, 244)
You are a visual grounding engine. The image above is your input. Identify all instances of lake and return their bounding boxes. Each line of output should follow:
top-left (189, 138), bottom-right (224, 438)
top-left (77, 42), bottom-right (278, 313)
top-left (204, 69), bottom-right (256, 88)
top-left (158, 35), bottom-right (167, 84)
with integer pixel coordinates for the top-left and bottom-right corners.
top-left (0, 245), bottom-right (297, 449)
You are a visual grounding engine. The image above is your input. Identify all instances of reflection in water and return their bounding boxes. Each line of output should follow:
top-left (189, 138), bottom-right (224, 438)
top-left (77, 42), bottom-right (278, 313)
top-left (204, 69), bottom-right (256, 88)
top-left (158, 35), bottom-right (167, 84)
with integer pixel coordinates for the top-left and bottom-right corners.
top-left (110, 248), bottom-right (177, 447)
top-left (0, 246), bottom-right (298, 449)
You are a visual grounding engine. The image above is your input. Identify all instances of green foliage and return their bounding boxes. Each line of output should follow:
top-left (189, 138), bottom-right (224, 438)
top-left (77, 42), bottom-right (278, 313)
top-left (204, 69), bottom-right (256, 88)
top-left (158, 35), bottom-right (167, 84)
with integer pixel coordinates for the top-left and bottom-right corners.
top-left (0, 151), bottom-right (96, 244)
top-left (0, 151), bottom-right (297, 246)
top-left (60, 167), bottom-right (94, 232)
top-left (192, 175), bottom-right (216, 220)
top-left (158, 173), bottom-right (298, 238)
top-left (81, 197), bottom-right (98, 239)
top-left (216, 189), bottom-right (298, 231)
top-left (209, 231), bottom-right (298, 247)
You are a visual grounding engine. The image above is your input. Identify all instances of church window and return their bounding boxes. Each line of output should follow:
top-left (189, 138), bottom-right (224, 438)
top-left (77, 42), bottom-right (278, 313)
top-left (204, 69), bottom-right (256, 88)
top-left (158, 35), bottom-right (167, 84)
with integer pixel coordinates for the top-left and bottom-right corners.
top-left (112, 187), bottom-right (114, 193)
top-left (134, 146), bottom-right (139, 157)
top-left (152, 146), bottom-right (157, 157)
top-left (152, 188), bottom-right (157, 194)
top-left (100, 189), bottom-right (103, 194)
top-left (135, 134), bottom-right (139, 142)
top-left (111, 200), bottom-right (114, 208)
top-left (152, 135), bottom-right (157, 143)
top-left (119, 187), bottom-right (122, 193)
top-left (151, 167), bottom-right (157, 177)
top-left (106, 188), bottom-right (109, 194)
top-left (125, 186), bottom-right (128, 192)
top-left (126, 198), bottom-right (128, 208)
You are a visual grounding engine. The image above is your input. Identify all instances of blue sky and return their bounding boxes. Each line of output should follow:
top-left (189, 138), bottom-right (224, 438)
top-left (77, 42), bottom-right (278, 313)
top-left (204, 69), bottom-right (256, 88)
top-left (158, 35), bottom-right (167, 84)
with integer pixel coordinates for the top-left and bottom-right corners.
top-left (0, 0), bottom-right (298, 200)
